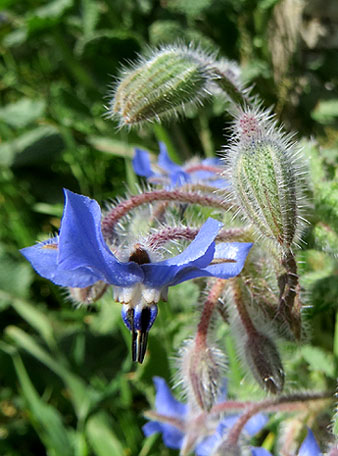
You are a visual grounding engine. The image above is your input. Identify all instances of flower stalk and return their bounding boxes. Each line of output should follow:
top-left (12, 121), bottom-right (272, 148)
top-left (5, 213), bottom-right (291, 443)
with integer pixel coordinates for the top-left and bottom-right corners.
top-left (223, 390), bottom-right (333, 447)
top-left (101, 189), bottom-right (232, 242)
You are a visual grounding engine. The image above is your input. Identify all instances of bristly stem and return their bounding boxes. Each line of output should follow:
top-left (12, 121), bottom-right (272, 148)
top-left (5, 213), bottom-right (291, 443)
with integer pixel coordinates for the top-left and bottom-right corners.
top-left (211, 68), bottom-right (249, 108)
top-left (223, 390), bottom-right (333, 446)
top-left (147, 226), bottom-right (249, 250)
top-left (230, 278), bottom-right (257, 335)
top-left (195, 279), bottom-right (227, 349)
top-left (101, 189), bottom-right (232, 242)
top-left (278, 250), bottom-right (301, 339)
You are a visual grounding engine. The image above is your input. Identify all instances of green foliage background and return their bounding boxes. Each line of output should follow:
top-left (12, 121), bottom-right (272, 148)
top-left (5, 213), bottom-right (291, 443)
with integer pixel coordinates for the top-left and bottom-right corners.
top-left (0, 0), bottom-right (337, 454)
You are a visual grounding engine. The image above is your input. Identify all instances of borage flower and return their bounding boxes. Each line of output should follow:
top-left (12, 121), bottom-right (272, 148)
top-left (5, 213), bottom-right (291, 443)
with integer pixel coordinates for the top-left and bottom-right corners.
top-left (143, 377), bottom-right (267, 455)
top-left (21, 189), bottom-right (252, 363)
top-left (133, 142), bottom-right (228, 189)
top-left (251, 428), bottom-right (322, 456)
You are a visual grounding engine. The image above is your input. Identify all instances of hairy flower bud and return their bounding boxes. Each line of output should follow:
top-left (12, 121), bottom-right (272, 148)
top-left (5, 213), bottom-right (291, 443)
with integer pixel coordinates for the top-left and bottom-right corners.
top-left (68, 281), bottom-right (108, 306)
top-left (178, 339), bottom-right (226, 412)
top-left (227, 107), bottom-right (306, 251)
top-left (109, 45), bottom-right (215, 126)
top-left (244, 330), bottom-right (285, 394)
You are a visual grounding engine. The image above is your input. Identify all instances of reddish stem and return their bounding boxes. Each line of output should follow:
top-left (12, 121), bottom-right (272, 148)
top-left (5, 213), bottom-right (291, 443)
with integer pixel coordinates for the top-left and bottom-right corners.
top-left (185, 164), bottom-right (222, 174)
top-left (101, 189), bottom-right (231, 242)
top-left (231, 278), bottom-right (257, 334)
top-left (147, 226), bottom-right (249, 250)
top-left (224, 391), bottom-right (332, 446)
top-left (195, 279), bottom-right (227, 349)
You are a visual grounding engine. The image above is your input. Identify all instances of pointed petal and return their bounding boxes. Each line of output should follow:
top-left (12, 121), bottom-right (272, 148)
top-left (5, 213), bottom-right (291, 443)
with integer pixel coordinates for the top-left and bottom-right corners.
top-left (158, 142), bottom-right (190, 187)
top-left (153, 377), bottom-right (187, 418)
top-left (203, 242), bottom-right (253, 278)
top-left (142, 218), bottom-right (222, 288)
top-left (20, 239), bottom-right (101, 287)
top-left (158, 142), bottom-right (182, 174)
top-left (142, 421), bottom-right (184, 450)
top-left (58, 190), bottom-right (143, 287)
top-left (164, 241), bottom-right (253, 285)
top-left (133, 148), bottom-right (154, 178)
top-left (299, 429), bottom-right (321, 456)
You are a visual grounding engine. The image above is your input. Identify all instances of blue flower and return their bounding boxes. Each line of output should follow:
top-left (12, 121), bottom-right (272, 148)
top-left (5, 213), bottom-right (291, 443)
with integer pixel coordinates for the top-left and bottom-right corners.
top-left (143, 377), bottom-right (267, 455)
top-left (251, 428), bottom-right (322, 456)
top-left (21, 189), bottom-right (252, 363)
top-left (133, 142), bottom-right (228, 189)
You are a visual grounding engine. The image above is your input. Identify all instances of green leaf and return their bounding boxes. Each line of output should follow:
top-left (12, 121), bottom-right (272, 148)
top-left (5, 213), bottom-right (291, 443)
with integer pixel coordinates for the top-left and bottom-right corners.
top-left (26, 0), bottom-right (74, 33)
top-left (8, 294), bottom-right (56, 349)
top-left (0, 98), bottom-right (46, 129)
top-left (11, 353), bottom-right (74, 456)
top-left (333, 402), bottom-right (338, 437)
top-left (86, 412), bottom-right (125, 456)
top-left (87, 136), bottom-right (137, 158)
top-left (311, 99), bottom-right (338, 124)
top-left (0, 258), bottom-right (33, 300)
top-left (334, 312), bottom-right (338, 363)
top-left (0, 126), bottom-right (64, 167)
top-left (5, 326), bottom-right (95, 421)
top-left (81, 0), bottom-right (101, 38)
top-left (300, 345), bottom-right (336, 378)
top-left (165, 0), bottom-right (213, 17)
top-left (89, 299), bottom-right (121, 335)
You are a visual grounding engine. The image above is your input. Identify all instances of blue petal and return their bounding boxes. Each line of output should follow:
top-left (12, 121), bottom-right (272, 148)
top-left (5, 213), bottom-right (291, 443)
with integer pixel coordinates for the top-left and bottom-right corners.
top-left (20, 238), bottom-right (101, 287)
top-left (202, 157), bottom-right (222, 166)
top-left (142, 218), bottom-right (222, 288)
top-left (157, 143), bottom-right (190, 187)
top-left (142, 377), bottom-right (186, 450)
top-left (58, 190), bottom-right (144, 287)
top-left (142, 421), bottom-right (184, 450)
top-left (153, 377), bottom-right (187, 418)
top-left (196, 415), bottom-right (241, 456)
top-left (158, 142), bottom-right (183, 174)
top-left (251, 448), bottom-right (273, 456)
top-left (142, 421), bottom-right (162, 437)
top-left (196, 433), bottom-right (220, 456)
top-left (133, 148), bottom-right (155, 178)
top-left (298, 429), bottom-right (321, 456)
top-left (170, 170), bottom-right (191, 187)
top-left (167, 241), bottom-right (253, 285)
top-left (23, 189), bottom-right (144, 288)
top-left (203, 242), bottom-right (253, 278)
top-left (244, 413), bottom-right (268, 436)
top-left (217, 378), bottom-right (228, 402)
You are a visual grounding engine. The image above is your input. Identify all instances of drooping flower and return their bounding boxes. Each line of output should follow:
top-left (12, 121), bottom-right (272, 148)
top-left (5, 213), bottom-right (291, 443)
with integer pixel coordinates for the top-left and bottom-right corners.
top-left (251, 428), bottom-right (322, 456)
top-left (143, 376), bottom-right (267, 455)
top-left (133, 142), bottom-right (228, 189)
top-left (21, 189), bottom-right (252, 363)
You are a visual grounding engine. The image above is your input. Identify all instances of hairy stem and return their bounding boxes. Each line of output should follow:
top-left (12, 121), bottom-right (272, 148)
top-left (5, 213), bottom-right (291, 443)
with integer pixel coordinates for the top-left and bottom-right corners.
top-left (147, 226), bottom-right (249, 250)
top-left (195, 279), bottom-right (227, 348)
top-left (224, 390), bottom-right (333, 446)
top-left (278, 250), bottom-right (301, 339)
top-left (101, 189), bottom-right (232, 242)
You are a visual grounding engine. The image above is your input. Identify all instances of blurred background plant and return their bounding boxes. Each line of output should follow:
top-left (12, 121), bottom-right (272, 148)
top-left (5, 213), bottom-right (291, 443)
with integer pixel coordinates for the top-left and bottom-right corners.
top-left (0, 0), bottom-right (337, 454)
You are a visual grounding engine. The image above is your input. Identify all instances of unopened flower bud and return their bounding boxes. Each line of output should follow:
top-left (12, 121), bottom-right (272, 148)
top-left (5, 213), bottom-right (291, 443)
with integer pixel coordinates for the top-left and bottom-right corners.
top-left (245, 330), bottom-right (285, 394)
top-left (109, 45), bottom-right (215, 126)
top-left (179, 339), bottom-right (226, 411)
top-left (228, 107), bottom-right (305, 251)
top-left (68, 281), bottom-right (108, 306)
